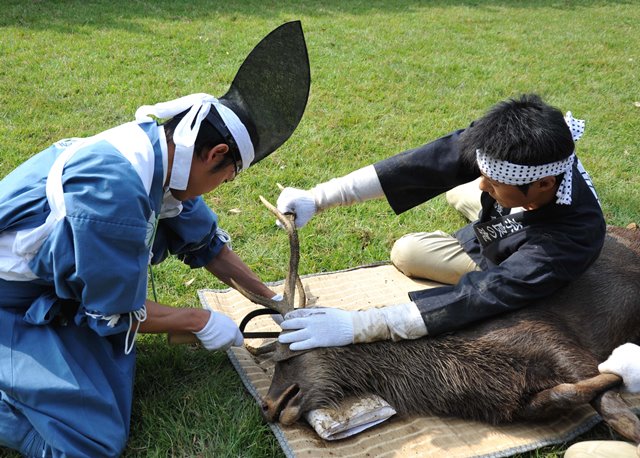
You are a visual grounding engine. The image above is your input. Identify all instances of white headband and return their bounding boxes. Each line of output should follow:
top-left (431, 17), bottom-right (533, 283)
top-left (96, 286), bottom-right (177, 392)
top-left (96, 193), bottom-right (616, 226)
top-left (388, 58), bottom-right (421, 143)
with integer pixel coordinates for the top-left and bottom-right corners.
top-left (475, 112), bottom-right (585, 205)
top-left (135, 93), bottom-right (255, 190)
top-left (215, 103), bottom-right (255, 173)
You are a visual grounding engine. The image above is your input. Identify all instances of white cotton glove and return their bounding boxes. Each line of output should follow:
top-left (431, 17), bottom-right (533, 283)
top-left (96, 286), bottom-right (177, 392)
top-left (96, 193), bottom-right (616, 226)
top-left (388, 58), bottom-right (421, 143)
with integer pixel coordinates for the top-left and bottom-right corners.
top-left (276, 165), bottom-right (384, 229)
top-left (194, 311), bottom-right (244, 351)
top-left (351, 302), bottom-right (427, 343)
top-left (276, 187), bottom-right (317, 228)
top-left (598, 343), bottom-right (640, 393)
top-left (279, 307), bottom-right (355, 351)
top-left (278, 302), bottom-right (428, 351)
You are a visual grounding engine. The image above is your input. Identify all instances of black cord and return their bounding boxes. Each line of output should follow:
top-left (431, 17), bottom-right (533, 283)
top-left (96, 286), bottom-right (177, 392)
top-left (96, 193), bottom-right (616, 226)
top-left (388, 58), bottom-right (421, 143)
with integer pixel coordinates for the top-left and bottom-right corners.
top-left (148, 265), bottom-right (158, 302)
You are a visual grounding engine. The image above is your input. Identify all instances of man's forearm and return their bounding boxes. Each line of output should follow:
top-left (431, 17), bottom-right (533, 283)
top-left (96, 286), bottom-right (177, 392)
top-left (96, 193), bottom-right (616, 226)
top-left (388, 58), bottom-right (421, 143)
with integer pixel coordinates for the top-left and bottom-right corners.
top-left (139, 299), bottom-right (210, 334)
top-left (139, 246), bottom-right (274, 336)
top-left (205, 245), bottom-right (276, 299)
top-left (311, 164), bottom-right (384, 210)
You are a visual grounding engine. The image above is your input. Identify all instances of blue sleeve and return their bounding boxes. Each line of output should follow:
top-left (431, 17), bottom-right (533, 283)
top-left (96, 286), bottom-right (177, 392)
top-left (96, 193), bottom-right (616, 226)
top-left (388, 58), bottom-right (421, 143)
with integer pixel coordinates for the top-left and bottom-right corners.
top-left (29, 145), bottom-right (151, 336)
top-left (151, 197), bottom-right (226, 268)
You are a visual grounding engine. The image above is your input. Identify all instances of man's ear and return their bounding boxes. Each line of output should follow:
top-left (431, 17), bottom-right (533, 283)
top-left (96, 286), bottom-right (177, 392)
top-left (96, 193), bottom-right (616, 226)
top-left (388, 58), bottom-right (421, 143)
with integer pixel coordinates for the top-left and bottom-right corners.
top-left (536, 176), bottom-right (557, 191)
top-left (203, 144), bottom-right (230, 164)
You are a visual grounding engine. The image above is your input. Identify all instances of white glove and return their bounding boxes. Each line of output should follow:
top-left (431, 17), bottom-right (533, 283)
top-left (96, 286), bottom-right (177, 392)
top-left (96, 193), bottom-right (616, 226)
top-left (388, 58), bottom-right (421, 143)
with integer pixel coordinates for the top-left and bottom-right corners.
top-left (351, 302), bottom-right (427, 343)
top-left (279, 307), bottom-right (355, 351)
top-left (598, 343), bottom-right (640, 393)
top-left (276, 187), bottom-right (317, 228)
top-left (276, 165), bottom-right (384, 229)
top-left (194, 311), bottom-right (244, 351)
top-left (279, 303), bottom-right (428, 351)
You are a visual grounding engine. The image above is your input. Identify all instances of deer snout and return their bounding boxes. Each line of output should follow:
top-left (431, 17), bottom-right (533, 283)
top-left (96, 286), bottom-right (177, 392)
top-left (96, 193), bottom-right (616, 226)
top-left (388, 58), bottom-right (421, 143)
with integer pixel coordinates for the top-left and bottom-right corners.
top-left (262, 383), bottom-right (303, 425)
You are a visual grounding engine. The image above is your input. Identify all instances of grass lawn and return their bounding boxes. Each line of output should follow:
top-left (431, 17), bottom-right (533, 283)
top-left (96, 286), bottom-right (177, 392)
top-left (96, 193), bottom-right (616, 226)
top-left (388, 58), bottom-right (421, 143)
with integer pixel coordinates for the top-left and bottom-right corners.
top-left (0, 0), bottom-right (638, 456)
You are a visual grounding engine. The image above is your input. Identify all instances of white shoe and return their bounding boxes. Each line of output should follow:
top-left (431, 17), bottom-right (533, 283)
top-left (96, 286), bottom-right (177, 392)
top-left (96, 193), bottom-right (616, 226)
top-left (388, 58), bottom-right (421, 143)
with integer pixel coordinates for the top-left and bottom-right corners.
top-left (564, 440), bottom-right (639, 458)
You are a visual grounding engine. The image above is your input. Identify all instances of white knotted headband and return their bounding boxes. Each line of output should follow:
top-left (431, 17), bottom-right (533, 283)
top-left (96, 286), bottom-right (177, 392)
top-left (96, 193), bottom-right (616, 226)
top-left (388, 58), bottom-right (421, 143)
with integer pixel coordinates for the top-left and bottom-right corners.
top-left (135, 93), bottom-right (255, 190)
top-left (476, 112), bottom-right (586, 205)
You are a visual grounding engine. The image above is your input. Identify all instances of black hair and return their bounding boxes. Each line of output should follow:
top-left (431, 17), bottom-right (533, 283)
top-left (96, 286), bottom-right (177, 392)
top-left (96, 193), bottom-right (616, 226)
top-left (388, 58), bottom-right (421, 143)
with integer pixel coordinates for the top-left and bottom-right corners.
top-left (163, 108), bottom-right (235, 172)
top-left (460, 94), bottom-right (575, 167)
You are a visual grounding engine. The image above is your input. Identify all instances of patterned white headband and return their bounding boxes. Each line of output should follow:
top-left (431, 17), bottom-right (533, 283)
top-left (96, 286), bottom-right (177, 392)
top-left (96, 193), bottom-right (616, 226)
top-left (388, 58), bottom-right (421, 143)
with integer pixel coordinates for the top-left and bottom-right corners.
top-left (476, 112), bottom-right (585, 205)
top-left (135, 93), bottom-right (255, 190)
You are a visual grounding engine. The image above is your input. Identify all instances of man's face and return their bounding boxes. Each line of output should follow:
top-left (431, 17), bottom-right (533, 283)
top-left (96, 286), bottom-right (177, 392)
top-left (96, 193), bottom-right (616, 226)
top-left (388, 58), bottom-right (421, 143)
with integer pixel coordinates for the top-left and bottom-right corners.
top-left (478, 173), bottom-right (558, 211)
top-left (170, 145), bottom-right (236, 201)
top-left (478, 174), bottom-right (532, 209)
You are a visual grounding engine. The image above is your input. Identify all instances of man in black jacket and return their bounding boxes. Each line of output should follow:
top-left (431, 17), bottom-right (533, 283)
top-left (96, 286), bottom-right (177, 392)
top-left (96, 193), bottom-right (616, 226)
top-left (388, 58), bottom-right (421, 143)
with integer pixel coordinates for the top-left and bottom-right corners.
top-left (276, 94), bottom-right (605, 350)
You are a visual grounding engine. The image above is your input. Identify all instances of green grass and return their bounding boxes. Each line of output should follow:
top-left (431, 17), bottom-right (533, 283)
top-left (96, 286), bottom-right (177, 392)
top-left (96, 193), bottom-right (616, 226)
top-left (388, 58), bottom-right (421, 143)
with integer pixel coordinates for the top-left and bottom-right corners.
top-left (1, 0), bottom-right (639, 456)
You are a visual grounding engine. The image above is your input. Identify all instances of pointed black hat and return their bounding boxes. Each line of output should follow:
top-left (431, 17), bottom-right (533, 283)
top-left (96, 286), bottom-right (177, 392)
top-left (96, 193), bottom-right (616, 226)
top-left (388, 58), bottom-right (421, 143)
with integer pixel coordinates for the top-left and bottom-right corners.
top-left (207, 21), bottom-right (311, 171)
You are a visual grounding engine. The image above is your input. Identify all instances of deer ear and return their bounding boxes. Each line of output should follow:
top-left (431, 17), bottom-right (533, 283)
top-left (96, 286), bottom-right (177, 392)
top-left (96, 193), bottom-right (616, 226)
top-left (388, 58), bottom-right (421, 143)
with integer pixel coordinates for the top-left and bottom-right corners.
top-left (273, 341), bottom-right (312, 362)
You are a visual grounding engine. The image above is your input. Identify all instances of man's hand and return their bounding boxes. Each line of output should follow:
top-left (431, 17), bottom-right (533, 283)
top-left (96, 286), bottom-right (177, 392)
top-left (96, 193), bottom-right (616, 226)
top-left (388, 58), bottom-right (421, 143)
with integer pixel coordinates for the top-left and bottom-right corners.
top-left (276, 166), bottom-right (384, 228)
top-left (194, 311), bottom-right (244, 351)
top-left (278, 302), bottom-right (428, 351)
top-left (599, 343), bottom-right (640, 393)
top-left (276, 187), bottom-right (317, 228)
top-left (278, 307), bottom-right (354, 351)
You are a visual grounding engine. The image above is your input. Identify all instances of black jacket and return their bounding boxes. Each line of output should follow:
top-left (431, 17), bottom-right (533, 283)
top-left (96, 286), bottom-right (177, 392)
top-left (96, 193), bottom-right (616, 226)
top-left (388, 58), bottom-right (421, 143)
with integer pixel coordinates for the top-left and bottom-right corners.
top-left (374, 129), bottom-right (606, 336)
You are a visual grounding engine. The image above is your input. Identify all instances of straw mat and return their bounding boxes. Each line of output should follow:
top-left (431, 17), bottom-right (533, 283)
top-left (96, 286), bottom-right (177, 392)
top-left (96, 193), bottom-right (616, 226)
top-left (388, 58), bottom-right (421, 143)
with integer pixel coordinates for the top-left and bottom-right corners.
top-left (198, 263), bottom-right (640, 458)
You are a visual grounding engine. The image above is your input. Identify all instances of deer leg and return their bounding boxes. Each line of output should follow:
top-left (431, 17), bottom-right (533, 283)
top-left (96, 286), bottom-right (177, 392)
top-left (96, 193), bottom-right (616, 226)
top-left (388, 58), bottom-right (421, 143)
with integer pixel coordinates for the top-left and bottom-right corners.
top-left (520, 373), bottom-right (622, 419)
top-left (591, 389), bottom-right (640, 444)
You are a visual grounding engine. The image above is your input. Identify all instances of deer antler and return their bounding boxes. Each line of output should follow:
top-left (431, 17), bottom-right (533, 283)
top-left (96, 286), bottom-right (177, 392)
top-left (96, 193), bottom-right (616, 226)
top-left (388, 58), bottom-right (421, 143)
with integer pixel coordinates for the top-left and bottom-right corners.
top-left (228, 195), bottom-right (306, 355)
top-left (168, 193), bottom-right (306, 348)
top-left (229, 195), bottom-right (306, 315)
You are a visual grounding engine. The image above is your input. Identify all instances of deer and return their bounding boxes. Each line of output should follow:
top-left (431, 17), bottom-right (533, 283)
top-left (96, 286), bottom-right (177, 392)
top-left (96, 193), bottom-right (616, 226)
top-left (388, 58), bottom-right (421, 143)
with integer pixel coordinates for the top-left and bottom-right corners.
top-left (232, 197), bottom-right (640, 448)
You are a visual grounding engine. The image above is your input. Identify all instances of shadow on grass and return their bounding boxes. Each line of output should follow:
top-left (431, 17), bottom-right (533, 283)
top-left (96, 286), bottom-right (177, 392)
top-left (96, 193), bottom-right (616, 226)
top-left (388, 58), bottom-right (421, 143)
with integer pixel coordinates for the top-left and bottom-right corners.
top-left (2, 0), bottom-right (635, 33)
top-left (124, 335), bottom-right (281, 457)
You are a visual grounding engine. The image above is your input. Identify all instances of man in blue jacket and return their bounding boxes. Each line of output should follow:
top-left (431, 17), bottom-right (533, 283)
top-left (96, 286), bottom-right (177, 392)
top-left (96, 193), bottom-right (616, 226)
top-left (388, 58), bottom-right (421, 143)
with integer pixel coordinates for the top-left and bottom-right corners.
top-left (0, 21), bottom-right (310, 458)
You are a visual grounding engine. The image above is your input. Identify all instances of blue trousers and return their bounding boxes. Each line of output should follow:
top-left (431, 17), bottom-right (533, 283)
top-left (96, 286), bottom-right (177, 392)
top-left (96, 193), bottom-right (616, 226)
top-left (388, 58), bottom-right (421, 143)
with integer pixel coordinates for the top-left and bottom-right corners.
top-left (0, 305), bottom-right (135, 458)
top-left (0, 394), bottom-right (47, 457)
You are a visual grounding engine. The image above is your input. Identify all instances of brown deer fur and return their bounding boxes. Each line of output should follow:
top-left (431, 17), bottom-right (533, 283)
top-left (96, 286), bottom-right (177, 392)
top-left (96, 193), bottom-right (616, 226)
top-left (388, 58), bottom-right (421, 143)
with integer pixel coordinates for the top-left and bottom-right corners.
top-left (262, 227), bottom-right (640, 442)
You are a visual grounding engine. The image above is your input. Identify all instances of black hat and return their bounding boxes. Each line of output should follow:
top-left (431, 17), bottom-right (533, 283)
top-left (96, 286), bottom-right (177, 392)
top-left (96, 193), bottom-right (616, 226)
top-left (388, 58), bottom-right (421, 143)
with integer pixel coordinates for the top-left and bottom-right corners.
top-left (135, 21), bottom-right (310, 190)
top-left (206, 21), bottom-right (311, 172)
